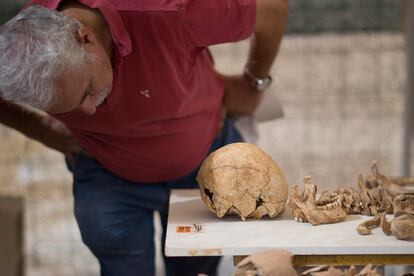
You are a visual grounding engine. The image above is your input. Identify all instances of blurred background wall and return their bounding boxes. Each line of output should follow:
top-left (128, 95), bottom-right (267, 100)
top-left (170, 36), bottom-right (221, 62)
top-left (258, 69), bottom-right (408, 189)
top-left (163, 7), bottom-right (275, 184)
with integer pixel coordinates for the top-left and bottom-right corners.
top-left (0, 0), bottom-right (406, 275)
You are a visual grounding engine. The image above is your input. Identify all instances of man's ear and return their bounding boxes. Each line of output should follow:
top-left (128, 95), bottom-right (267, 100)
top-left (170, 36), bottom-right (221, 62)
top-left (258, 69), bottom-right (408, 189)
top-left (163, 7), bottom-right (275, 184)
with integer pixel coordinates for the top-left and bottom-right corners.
top-left (76, 26), bottom-right (97, 53)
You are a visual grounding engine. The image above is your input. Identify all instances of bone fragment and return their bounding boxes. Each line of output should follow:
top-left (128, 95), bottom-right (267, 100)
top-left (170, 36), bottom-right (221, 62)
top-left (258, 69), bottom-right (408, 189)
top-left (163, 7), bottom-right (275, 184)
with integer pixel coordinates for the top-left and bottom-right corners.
top-left (233, 250), bottom-right (297, 276)
top-left (356, 214), bottom-right (382, 235)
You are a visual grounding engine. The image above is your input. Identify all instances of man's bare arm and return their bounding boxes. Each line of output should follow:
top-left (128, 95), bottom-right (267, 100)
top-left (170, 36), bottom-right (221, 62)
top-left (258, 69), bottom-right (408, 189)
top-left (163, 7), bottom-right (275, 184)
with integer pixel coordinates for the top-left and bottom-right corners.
top-left (247, 0), bottom-right (288, 77)
top-left (222, 0), bottom-right (288, 116)
top-left (0, 101), bottom-right (80, 156)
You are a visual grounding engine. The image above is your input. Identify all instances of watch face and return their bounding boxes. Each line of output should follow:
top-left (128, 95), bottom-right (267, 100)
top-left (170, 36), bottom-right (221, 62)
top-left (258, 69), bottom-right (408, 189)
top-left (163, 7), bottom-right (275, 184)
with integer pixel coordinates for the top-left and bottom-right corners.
top-left (243, 68), bottom-right (272, 91)
top-left (256, 77), bottom-right (272, 91)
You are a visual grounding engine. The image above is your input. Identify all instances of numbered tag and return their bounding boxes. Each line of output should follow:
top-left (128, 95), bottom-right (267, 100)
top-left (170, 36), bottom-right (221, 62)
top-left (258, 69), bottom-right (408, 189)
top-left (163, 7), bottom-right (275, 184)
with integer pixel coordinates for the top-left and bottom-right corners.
top-left (176, 224), bottom-right (204, 233)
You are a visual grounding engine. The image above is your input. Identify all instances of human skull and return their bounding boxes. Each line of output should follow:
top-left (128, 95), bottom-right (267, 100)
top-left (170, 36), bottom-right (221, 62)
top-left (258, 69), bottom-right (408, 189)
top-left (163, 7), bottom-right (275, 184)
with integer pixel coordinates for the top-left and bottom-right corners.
top-left (196, 142), bottom-right (288, 220)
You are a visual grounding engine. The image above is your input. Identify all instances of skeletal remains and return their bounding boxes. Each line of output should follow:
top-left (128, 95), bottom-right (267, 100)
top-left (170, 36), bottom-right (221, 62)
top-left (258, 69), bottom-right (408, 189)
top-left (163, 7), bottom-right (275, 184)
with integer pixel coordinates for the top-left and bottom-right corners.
top-left (316, 162), bottom-right (397, 217)
top-left (196, 142), bottom-right (288, 220)
top-left (355, 163), bottom-right (414, 240)
top-left (357, 193), bottom-right (414, 240)
top-left (197, 141), bottom-right (413, 238)
top-left (301, 264), bottom-right (380, 276)
top-left (288, 176), bottom-right (347, 225)
top-left (289, 162), bottom-right (414, 237)
top-left (232, 250), bottom-right (380, 276)
top-left (233, 250), bottom-right (297, 276)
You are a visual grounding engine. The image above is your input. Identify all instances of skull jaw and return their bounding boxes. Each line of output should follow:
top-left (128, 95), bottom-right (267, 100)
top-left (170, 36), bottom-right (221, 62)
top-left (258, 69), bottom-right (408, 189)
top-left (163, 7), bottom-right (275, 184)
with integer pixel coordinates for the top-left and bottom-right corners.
top-left (289, 177), bottom-right (347, 225)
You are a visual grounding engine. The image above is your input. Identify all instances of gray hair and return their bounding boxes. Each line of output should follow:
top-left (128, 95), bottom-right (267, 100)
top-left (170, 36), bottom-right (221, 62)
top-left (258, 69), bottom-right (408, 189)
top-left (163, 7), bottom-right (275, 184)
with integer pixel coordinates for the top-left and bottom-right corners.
top-left (0, 5), bottom-right (86, 110)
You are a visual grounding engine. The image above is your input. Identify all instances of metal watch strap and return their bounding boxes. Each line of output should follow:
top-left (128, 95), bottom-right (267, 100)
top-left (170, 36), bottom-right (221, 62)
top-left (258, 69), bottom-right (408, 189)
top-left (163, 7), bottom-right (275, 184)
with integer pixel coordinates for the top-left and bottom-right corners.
top-left (243, 67), bottom-right (272, 91)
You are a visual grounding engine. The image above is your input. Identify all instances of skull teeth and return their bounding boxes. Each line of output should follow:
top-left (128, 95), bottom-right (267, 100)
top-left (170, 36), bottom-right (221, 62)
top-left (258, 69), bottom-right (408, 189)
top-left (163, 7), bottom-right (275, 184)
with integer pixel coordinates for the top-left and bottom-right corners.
top-left (315, 199), bottom-right (342, 210)
top-left (294, 216), bottom-right (307, 223)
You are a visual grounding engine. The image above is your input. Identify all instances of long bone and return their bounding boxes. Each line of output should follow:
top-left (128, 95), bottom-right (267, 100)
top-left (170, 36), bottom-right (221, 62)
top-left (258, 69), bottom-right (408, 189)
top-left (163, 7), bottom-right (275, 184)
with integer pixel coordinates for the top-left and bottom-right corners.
top-left (367, 162), bottom-right (410, 197)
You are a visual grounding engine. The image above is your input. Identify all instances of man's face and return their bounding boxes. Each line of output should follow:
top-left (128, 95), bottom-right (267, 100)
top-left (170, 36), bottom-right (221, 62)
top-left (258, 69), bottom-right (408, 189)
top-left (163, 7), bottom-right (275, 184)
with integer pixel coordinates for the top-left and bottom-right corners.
top-left (47, 49), bottom-right (113, 115)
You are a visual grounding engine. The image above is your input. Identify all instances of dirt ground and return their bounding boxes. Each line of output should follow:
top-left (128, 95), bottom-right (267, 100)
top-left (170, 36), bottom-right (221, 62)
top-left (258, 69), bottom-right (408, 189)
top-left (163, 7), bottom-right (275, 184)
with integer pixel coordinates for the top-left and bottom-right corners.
top-left (0, 32), bottom-right (406, 275)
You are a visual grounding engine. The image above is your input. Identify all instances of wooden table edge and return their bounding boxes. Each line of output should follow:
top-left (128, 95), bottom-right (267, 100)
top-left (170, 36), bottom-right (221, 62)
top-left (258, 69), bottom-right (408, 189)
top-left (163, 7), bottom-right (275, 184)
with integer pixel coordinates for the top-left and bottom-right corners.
top-left (233, 254), bottom-right (414, 266)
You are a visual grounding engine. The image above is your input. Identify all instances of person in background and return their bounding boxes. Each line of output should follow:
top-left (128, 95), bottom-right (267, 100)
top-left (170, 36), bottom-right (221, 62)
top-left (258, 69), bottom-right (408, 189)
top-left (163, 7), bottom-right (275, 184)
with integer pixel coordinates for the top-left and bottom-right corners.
top-left (0, 0), bottom-right (287, 275)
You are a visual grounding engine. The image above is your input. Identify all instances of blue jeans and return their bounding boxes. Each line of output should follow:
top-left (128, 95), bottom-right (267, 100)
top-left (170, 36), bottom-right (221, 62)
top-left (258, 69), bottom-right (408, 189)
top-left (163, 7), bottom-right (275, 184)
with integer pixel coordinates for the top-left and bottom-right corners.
top-left (71, 118), bottom-right (242, 276)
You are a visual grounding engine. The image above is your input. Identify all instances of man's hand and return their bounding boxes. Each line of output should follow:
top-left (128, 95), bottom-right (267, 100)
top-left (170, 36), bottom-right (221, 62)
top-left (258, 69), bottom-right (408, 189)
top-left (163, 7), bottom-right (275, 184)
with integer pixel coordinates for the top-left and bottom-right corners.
top-left (220, 74), bottom-right (264, 117)
top-left (40, 115), bottom-right (84, 166)
top-left (218, 0), bottom-right (287, 119)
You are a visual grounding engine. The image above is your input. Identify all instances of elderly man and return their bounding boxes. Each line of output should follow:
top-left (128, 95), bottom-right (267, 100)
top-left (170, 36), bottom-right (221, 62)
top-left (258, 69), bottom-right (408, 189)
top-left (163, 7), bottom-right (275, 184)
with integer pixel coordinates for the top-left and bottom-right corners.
top-left (0, 0), bottom-right (287, 275)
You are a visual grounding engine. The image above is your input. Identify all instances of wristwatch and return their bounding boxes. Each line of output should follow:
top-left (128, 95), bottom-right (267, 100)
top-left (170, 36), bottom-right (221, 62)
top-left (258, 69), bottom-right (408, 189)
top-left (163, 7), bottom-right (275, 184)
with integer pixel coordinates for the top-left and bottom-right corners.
top-left (243, 67), bottom-right (273, 92)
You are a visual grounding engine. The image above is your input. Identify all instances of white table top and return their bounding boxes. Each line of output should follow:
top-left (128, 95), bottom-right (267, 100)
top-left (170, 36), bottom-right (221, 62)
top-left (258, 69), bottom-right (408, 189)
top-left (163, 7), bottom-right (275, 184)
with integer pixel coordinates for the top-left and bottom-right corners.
top-left (165, 189), bottom-right (414, 257)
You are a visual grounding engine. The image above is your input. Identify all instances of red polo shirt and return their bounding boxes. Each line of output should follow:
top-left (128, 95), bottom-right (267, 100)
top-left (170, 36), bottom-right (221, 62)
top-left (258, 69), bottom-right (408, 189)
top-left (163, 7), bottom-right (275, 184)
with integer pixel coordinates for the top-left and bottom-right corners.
top-left (26, 0), bottom-right (255, 182)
